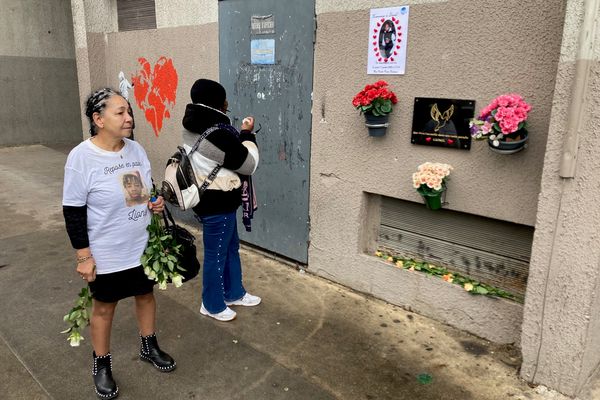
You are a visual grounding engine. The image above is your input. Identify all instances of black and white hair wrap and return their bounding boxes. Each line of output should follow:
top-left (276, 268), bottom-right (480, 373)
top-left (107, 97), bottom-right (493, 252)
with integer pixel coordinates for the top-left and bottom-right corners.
top-left (84, 87), bottom-right (121, 136)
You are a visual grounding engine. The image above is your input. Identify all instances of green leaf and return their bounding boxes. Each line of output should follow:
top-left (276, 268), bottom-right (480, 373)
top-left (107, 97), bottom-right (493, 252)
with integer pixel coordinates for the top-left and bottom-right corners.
top-left (474, 286), bottom-right (489, 295)
top-left (380, 103), bottom-right (392, 113)
top-left (417, 374), bottom-right (433, 385)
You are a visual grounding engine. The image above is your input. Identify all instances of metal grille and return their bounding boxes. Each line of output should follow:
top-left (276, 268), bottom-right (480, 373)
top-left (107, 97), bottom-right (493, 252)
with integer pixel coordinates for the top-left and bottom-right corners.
top-left (378, 197), bottom-right (534, 297)
top-left (117, 0), bottom-right (156, 32)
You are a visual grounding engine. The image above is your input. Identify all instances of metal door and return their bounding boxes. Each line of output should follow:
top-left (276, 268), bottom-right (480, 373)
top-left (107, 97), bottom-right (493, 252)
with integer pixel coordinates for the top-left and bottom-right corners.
top-left (219, 0), bottom-right (314, 263)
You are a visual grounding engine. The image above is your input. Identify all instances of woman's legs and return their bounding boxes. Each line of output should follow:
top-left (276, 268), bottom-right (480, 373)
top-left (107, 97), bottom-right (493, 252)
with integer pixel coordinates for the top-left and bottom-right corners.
top-left (135, 291), bottom-right (176, 372)
top-left (200, 212), bottom-right (241, 314)
top-left (90, 299), bottom-right (119, 398)
top-left (134, 292), bottom-right (156, 336)
top-left (223, 218), bottom-right (246, 302)
top-left (91, 299), bottom-right (117, 356)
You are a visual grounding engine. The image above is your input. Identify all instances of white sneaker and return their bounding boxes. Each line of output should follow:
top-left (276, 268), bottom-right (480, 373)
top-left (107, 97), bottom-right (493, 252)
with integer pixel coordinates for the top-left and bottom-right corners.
top-left (200, 303), bottom-right (237, 321)
top-left (225, 293), bottom-right (262, 307)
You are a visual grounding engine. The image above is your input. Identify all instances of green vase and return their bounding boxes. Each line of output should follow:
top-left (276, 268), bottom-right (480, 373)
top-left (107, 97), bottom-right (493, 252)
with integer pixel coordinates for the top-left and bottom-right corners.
top-left (421, 192), bottom-right (443, 210)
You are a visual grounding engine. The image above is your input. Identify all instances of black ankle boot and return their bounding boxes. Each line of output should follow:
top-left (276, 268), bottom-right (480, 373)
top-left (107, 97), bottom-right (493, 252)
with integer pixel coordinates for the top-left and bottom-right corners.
top-left (139, 333), bottom-right (176, 372)
top-left (92, 352), bottom-right (119, 399)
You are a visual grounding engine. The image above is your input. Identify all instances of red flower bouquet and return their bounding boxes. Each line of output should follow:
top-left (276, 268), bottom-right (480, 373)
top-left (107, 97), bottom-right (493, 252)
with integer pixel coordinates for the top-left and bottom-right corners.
top-left (352, 80), bottom-right (398, 116)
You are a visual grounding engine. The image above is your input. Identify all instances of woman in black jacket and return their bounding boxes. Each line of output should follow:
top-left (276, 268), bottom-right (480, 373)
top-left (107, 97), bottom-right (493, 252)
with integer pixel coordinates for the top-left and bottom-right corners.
top-left (182, 79), bottom-right (261, 321)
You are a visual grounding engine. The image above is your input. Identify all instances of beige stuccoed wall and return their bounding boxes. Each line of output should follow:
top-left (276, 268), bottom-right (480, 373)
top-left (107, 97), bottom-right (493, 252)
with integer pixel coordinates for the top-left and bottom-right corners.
top-left (102, 25), bottom-right (219, 180)
top-left (71, 0), bottom-right (219, 181)
top-left (155, 0), bottom-right (217, 28)
top-left (520, 0), bottom-right (600, 396)
top-left (309, 0), bottom-right (566, 343)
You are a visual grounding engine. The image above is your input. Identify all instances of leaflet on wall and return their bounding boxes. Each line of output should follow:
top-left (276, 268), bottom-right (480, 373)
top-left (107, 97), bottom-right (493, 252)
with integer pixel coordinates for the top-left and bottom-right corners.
top-left (251, 39), bottom-right (275, 64)
top-left (411, 97), bottom-right (475, 150)
top-left (367, 6), bottom-right (409, 75)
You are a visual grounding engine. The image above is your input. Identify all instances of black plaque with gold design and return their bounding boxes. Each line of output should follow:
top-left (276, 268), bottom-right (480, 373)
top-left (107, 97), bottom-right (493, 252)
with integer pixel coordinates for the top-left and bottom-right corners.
top-left (411, 97), bottom-right (475, 150)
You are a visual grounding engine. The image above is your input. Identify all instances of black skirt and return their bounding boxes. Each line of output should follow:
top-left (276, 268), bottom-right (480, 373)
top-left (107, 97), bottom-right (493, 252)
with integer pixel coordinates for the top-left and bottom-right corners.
top-left (88, 265), bottom-right (155, 303)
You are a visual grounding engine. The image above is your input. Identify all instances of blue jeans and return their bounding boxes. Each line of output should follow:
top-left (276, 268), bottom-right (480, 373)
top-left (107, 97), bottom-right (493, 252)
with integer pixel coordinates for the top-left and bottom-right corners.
top-left (197, 212), bottom-right (246, 313)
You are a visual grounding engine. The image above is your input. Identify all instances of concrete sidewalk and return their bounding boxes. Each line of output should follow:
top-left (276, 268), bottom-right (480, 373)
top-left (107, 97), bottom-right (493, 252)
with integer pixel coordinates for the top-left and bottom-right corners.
top-left (0, 145), bottom-right (573, 399)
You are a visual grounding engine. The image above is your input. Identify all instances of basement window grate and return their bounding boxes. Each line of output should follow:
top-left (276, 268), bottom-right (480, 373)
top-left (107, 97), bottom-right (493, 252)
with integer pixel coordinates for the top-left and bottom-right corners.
top-left (117, 0), bottom-right (157, 32)
top-left (378, 197), bottom-right (534, 298)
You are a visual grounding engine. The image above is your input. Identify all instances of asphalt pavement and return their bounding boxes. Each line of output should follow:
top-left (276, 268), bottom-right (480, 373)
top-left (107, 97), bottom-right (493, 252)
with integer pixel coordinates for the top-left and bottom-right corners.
top-left (0, 144), bottom-right (578, 400)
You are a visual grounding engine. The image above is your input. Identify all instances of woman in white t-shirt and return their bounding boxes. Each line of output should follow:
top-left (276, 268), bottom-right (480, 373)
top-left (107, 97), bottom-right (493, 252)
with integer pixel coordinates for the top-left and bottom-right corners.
top-left (62, 88), bottom-right (176, 400)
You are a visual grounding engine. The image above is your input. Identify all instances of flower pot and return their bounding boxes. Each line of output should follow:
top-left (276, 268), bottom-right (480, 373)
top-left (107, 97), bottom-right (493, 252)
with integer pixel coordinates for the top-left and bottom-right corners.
top-left (488, 129), bottom-right (528, 154)
top-left (364, 113), bottom-right (389, 137)
top-left (420, 191), bottom-right (444, 210)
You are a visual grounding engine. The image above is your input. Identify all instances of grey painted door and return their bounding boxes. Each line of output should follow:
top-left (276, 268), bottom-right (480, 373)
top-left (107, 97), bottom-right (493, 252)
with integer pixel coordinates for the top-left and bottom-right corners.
top-left (219, 0), bottom-right (314, 263)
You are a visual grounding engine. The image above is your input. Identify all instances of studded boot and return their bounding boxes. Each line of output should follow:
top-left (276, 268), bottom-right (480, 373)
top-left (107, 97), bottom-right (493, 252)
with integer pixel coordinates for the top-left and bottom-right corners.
top-left (92, 352), bottom-right (119, 399)
top-left (139, 333), bottom-right (176, 372)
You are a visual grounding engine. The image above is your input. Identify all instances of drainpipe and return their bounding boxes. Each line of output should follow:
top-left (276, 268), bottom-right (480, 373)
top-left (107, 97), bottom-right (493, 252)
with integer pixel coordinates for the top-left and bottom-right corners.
top-left (559, 0), bottom-right (600, 178)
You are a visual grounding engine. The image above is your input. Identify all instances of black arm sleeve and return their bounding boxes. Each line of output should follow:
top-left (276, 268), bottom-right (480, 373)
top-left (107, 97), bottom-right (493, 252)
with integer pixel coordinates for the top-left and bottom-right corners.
top-left (63, 205), bottom-right (89, 249)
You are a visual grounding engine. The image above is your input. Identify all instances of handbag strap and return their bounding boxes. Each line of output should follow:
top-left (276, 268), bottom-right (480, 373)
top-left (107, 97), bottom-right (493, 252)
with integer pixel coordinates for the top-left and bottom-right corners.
top-left (189, 125), bottom-right (221, 154)
top-left (162, 204), bottom-right (176, 228)
top-left (198, 164), bottom-right (222, 194)
top-left (187, 124), bottom-right (223, 196)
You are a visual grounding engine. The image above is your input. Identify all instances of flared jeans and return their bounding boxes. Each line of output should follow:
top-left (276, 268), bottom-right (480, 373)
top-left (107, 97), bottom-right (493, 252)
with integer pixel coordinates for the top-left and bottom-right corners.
top-left (197, 212), bottom-right (246, 314)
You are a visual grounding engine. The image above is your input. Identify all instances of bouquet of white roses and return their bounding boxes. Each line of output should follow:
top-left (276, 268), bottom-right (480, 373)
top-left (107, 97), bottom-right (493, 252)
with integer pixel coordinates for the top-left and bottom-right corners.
top-left (61, 286), bottom-right (93, 347)
top-left (141, 210), bottom-right (186, 290)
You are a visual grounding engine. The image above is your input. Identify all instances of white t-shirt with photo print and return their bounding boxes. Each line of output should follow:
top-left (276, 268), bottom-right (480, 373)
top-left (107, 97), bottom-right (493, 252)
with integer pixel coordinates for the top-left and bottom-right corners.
top-left (63, 138), bottom-right (153, 274)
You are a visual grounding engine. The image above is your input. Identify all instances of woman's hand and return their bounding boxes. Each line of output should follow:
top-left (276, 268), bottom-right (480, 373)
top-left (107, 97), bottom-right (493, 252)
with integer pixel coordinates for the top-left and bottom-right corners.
top-left (76, 257), bottom-right (96, 282)
top-left (148, 195), bottom-right (165, 214)
top-left (241, 116), bottom-right (255, 131)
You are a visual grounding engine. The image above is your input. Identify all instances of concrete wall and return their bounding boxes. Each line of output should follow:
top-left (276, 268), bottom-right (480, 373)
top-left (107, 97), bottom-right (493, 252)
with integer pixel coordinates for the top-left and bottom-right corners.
top-left (520, 0), bottom-right (600, 396)
top-left (103, 24), bottom-right (219, 181)
top-left (72, 0), bottom-right (218, 179)
top-left (155, 0), bottom-right (217, 28)
top-left (0, 0), bottom-right (81, 146)
top-left (72, 0), bottom-right (218, 228)
top-left (308, 0), bottom-right (565, 343)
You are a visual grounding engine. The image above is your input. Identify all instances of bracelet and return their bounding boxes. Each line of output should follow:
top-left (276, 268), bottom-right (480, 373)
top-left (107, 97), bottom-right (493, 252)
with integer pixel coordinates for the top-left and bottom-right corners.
top-left (76, 255), bottom-right (92, 264)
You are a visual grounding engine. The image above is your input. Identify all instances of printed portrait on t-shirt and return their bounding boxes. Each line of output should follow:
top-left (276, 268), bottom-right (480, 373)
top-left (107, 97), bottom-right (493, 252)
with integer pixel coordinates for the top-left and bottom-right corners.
top-left (121, 170), bottom-right (149, 207)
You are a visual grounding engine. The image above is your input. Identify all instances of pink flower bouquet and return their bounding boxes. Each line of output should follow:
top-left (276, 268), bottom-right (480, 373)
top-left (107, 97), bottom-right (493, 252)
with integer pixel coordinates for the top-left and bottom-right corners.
top-left (470, 94), bottom-right (531, 147)
top-left (412, 162), bottom-right (453, 195)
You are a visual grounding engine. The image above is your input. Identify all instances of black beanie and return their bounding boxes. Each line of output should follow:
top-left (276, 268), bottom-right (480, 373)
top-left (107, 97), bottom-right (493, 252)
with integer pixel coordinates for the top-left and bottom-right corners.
top-left (190, 79), bottom-right (226, 109)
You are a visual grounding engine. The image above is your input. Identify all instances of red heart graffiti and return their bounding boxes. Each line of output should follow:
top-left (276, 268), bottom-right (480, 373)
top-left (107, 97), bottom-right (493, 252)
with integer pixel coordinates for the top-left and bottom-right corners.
top-left (426, 137), bottom-right (432, 142)
top-left (132, 56), bottom-right (178, 137)
top-left (447, 139), bottom-right (455, 145)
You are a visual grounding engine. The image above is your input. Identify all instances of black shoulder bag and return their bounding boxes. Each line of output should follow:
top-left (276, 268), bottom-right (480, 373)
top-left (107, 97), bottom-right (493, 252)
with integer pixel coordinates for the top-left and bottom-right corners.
top-left (163, 206), bottom-right (201, 282)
